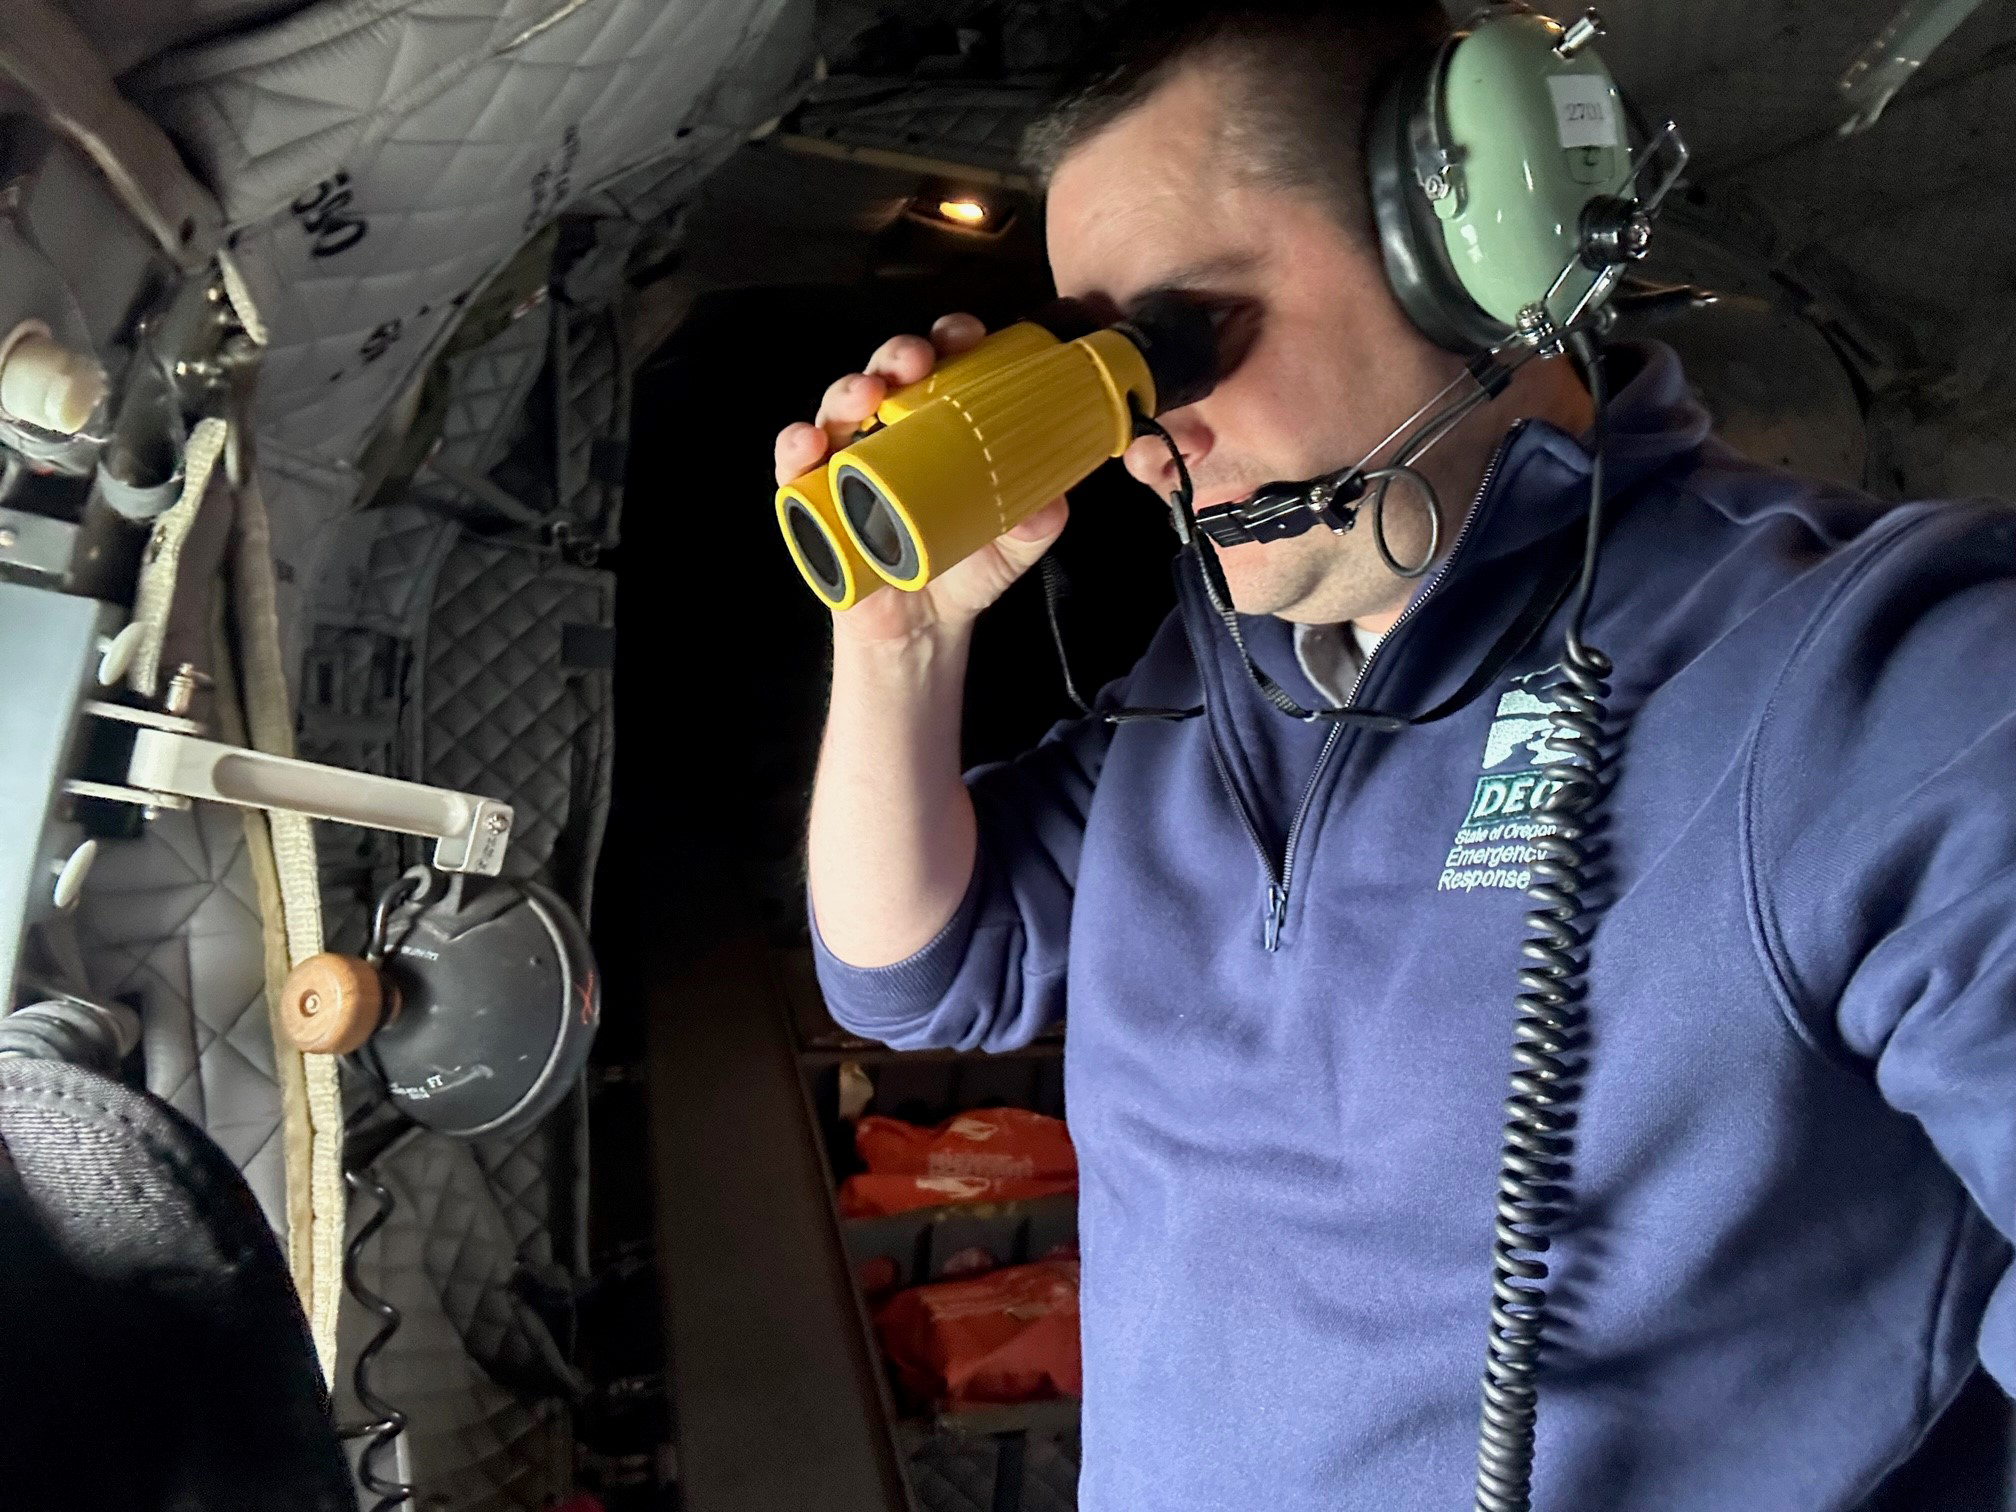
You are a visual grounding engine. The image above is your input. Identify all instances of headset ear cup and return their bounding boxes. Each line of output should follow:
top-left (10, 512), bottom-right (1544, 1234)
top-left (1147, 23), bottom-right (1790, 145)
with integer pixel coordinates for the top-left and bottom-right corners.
top-left (1367, 51), bottom-right (1511, 355)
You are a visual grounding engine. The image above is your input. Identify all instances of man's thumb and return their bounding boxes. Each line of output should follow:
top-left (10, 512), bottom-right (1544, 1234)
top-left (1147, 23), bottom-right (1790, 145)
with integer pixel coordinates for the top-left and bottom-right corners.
top-left (1000, 497), bottom-right (1069, 564)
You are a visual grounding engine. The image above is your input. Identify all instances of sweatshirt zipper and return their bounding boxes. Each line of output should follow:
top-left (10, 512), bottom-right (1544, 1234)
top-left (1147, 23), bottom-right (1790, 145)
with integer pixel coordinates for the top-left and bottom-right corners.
top-left (1178, 614), bottom-right (1291, 942)
top-left (1259, 423), bottom-right (1526, 951)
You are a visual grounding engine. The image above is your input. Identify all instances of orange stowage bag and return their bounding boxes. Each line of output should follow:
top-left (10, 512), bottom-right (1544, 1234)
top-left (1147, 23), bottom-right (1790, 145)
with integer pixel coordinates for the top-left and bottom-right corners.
top-left (839, 1108), bottom-right (1078, 1218)
top-left (873, 1259), bottom-right (1082, 1410)
top-left (854, 1108), bottom-right (1076, 1179)
top-left (838, 1173), bottom-right (1078, 1219)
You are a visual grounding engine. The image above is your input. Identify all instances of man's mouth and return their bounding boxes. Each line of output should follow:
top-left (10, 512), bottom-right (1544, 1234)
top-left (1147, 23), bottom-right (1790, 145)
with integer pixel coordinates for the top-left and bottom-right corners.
top-left (1190, 483), bottom-right (1262, 514)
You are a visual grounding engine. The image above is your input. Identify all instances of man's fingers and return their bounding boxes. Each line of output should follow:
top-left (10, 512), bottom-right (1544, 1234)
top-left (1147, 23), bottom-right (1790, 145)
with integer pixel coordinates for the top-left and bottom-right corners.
top-left (931, 312), bottom-right (987, 358)
top-left (866, 333), bottom-right (937, 387)
top-left (787, 316), bottom-right (989, 482)
top-left (814, 371), bottom-right (887, 446)
top-left (774, 421), bottom-right (827, 487)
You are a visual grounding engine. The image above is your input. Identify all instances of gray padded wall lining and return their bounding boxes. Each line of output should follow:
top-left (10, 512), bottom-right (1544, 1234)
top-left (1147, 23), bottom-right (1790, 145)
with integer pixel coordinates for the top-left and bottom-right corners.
top-left (39, 2), bottom-right (811, 1501)
top-left (427, 298), bottom-right (556, 491)
top-left (130, 0), bottom-right (812, 466)
top-left (904, 1428), bottom-right (1083, 1512)
top-left (58, 805), bottom-right (291, 1235)
top-left (551, 299), bottom-right (631, 550)
top-left (414, 531), bottom-right (616, 908)
top-left (298, 479), bottom-right (609, 1497)
top-left (128, 0), bottom-right (811, 704)
top-left (297, 500), bottom-right (616, 932)
top-left (297, 502), bottom-right (459, 953)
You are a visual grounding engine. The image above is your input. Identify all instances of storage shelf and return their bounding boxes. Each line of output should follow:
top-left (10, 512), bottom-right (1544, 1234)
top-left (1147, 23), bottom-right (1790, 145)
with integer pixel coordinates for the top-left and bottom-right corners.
top-left (776, 945), bottom-right (1083, 1512)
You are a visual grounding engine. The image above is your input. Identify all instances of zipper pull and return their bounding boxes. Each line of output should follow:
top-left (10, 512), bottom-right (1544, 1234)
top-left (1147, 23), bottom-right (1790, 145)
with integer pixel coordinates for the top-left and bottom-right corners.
top-left (1263, 884), bottom-right (1288, 952)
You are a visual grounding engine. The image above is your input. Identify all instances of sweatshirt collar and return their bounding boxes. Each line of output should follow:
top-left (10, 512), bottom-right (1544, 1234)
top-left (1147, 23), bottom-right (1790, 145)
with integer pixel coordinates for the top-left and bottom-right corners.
top-left (1461, 339), bottom-right (1713, 569)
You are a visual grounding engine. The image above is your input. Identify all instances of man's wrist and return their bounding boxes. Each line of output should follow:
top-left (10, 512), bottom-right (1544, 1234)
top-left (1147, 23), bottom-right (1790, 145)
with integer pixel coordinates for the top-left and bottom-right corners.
top-left (830, 614), bottom-right (974, 688)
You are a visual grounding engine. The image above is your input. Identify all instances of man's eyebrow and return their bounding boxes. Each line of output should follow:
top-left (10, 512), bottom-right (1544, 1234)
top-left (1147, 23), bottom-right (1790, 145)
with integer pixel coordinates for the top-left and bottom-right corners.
top-left (1134, 250), bottom-right (1261, 296)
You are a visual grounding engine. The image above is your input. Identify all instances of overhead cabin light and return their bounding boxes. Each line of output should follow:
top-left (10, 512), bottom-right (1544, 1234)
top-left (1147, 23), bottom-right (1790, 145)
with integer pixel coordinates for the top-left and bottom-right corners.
top-left (937, 197), bottom-right (989, 226)
top-left (905, 185), bottom-right (1014, 237)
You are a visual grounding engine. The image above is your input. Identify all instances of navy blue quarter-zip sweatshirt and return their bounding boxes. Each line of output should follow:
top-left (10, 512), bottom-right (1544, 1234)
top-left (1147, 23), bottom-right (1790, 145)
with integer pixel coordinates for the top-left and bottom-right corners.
top-left (813, 343), bottom-right (2016, 1511)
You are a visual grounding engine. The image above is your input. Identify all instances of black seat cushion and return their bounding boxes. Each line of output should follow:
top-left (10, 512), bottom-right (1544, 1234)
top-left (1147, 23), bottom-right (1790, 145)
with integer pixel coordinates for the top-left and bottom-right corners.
top-left (0, 1057), bottom-right (352, 1512)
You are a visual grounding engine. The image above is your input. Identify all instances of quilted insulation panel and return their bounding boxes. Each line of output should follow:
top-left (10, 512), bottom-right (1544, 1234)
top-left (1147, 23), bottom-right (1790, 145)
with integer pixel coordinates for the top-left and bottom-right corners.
top-left (24, 6), bottom-right (809, 1502)
top-left (58, 804), bottom-right (292, 1235)
top-left (79, 0), bottom-right (807, 1238)
top-left (129, 0), bottom-right (811, 467)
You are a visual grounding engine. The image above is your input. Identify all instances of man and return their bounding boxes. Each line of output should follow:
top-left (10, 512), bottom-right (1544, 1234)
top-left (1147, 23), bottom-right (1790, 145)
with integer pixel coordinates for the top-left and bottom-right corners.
top-left (771, 3), bottom-right (2016, 1508)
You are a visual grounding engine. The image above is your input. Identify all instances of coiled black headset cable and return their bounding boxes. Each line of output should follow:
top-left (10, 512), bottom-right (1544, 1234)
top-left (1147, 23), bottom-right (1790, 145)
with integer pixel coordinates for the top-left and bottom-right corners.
top-left (341, 1163), bottom-right (414, 1512)
top-left (1042, 331), bottom-right (1618, 1512)
top-left (1473, 328), bottom-right (1612, 1512)
top-left (335, 872), bottom-right (429, 1512)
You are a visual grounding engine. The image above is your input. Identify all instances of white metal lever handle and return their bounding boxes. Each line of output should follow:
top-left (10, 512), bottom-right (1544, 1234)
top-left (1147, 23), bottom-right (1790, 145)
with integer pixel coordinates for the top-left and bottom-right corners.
top-left (125, 728), bottom-right (513, 875)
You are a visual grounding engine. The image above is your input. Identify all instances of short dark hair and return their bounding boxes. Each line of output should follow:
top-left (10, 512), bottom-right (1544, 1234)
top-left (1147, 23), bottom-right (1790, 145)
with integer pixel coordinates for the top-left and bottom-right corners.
top-left (1020, 0), bottom-right (1451, 242)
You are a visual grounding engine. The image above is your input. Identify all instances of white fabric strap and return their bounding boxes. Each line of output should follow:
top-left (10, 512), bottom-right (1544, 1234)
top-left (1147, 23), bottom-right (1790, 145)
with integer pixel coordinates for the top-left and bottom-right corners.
top-left (229, 443), bottom-right (343, 1382)
top-left (217, 249), bottom-right (343, 1379)
top-left (218, 249), bottom-right (270, 348)
top-left (129, 415), bottom-right (227, 698)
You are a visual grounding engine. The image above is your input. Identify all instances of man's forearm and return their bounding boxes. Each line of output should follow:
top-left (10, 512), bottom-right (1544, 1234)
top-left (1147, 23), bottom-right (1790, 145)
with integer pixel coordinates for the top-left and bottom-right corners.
top-left (808, 624), bottom-right (979, 967)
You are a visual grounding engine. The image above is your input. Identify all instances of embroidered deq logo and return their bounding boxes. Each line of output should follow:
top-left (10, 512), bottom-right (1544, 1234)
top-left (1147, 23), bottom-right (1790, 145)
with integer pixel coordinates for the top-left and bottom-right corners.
top-left (1440, 669), bottom-right (1577, 894)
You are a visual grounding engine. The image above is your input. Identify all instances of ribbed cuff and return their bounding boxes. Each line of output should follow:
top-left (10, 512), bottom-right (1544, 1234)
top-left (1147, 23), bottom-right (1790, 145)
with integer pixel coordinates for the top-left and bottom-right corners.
top-left (807, 862), bottom-right (984, 1029)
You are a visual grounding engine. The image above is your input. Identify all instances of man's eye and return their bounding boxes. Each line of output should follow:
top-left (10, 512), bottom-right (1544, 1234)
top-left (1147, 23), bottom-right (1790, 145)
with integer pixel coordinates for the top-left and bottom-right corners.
top-left (1072, 292), bottom-right (1124, 328)
top-left (1202, 299), bottom-right (1262, 377)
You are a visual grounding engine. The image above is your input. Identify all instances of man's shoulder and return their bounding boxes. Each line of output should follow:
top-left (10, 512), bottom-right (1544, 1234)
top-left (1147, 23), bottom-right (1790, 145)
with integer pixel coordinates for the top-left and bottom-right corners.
top-left (1639, 442), bottom-right (2016, 624)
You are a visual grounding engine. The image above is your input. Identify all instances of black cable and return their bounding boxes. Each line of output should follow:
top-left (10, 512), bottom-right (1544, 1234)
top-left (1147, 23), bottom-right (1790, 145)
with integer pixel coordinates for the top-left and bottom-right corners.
top-left (341, 1165), bottom-right (414, 1512)
top-left (1038, 553), bottom-right (1202, 725)
top-left (1472, 331), bottom-right (1613, 1512)
top-left (334, 869), bottom-right (431, 1512)
top-left (1133, 408), bottom-right (1404, 730)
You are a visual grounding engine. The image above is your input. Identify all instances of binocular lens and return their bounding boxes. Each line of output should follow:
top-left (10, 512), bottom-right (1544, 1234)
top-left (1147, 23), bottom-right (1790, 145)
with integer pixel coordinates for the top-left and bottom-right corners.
top-left (838, 467), bottom-right (920, 582)
top-left (784, 500), bottom-right (846, 602)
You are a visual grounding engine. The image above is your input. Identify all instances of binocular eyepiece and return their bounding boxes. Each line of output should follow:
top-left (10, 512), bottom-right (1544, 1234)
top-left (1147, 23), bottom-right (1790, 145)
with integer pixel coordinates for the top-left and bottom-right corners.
top-left (777, 295), bottom-right (1219, 608)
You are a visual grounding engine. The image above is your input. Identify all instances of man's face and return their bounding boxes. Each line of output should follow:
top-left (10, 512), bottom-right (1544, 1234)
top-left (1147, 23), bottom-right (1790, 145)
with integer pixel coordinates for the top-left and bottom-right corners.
top-left (1046, 63), bottom-right (1469, 625)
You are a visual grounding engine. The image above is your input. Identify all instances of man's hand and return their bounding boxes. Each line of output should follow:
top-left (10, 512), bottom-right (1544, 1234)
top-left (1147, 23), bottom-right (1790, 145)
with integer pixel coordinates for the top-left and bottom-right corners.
top-left (772, 312), bottom-right (1068, 642)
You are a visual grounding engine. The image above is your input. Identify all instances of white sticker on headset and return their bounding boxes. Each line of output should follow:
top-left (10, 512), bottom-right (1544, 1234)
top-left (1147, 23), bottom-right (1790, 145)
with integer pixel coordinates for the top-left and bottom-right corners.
top-left (1547, 75), bottom-right (1619, 150)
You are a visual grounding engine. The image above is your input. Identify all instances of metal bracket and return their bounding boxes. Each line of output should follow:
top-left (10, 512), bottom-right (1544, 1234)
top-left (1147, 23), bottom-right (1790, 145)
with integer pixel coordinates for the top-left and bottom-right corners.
top-left (0, 0), bottom-right (224, 271)
top-left (74, 701), bottom-right (515, 875)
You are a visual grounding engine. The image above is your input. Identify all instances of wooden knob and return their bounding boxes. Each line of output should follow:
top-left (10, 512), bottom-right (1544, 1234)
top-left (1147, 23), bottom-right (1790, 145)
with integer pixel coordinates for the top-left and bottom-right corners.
top-left (278, 952), bottom-right (384, 1054)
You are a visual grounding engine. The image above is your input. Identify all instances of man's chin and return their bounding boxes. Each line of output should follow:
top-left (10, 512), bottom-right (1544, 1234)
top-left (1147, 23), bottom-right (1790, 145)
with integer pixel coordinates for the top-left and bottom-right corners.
top-left (1215, 551), bottom-right (1306, 619)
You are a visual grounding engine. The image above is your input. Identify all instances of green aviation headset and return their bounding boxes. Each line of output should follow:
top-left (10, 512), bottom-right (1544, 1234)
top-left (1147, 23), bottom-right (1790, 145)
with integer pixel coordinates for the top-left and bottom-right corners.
top-left (1371, 5), bottom-right (1656, 353)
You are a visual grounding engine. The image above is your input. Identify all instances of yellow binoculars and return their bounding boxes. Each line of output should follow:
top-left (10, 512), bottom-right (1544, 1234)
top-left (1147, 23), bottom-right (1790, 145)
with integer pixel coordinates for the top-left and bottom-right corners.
top-left (776, 296), bottom-right (1218, 608)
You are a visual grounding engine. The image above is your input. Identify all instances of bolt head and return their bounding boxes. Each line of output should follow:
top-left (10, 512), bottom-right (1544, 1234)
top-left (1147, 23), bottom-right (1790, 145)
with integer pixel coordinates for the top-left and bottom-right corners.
top-left (1622, 212), bottom-right (1653, 259)
top-left (0, 527), bottom-right (15, 550)
top-left (487, 812), bottom-right (511, 833)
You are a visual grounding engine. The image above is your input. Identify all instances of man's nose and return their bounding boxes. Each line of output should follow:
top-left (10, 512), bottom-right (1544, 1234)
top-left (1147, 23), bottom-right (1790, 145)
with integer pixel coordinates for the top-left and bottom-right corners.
top-left (1122, 407), bottom-right (1211, 494)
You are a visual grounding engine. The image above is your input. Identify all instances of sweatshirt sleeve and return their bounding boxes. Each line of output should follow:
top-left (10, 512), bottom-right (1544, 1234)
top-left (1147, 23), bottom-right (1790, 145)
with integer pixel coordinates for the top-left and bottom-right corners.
top-left (1746, 499), bottom-right (2016, 1391)
top-left (809, 681), bottom-right (1123, 1053)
